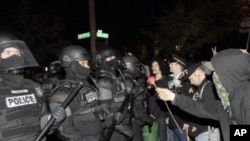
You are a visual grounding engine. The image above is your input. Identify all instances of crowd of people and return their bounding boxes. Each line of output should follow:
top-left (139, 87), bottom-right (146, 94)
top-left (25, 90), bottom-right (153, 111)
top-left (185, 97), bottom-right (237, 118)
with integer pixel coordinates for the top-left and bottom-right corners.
top-left (0, 31), bottom-right (249, 141)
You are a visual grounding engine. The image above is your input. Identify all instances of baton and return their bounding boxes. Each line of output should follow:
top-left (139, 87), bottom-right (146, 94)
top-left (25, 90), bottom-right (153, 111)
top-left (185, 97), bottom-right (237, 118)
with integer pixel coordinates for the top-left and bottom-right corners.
top-left (35, 83), bottom-right (82, 141)
top-left (103, 94), bottom-right (131, 141)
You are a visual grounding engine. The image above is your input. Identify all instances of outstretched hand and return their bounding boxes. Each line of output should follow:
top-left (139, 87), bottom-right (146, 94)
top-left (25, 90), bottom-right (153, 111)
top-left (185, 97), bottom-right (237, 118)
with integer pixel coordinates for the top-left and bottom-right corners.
top-left (211, 46), bottom-right (217, 56)
top-left (155, 88), bottom-right (176, 101)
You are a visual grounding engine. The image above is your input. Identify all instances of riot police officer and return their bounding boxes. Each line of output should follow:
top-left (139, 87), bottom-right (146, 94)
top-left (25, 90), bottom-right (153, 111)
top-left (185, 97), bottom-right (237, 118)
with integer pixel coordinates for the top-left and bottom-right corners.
top-left (94, 47), bottom-right (132, 141)
top-left (43, 60), bottom-right (64, 98)
top-left (0, 32), bottom-right (64, 141)
top-left (49, 45), bottom-right (103, 141)
top-left (46, 61), bottom-right (63, 79)
top-left (121, 55), bottom-right (153, 141)
top-left (42, 61), bottom-right (65, 141)
top-left (121, 55), bottom-right (148, 103)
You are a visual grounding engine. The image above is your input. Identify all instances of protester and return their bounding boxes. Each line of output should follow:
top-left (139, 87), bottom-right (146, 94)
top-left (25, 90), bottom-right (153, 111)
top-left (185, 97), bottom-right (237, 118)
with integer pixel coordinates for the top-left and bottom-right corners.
top-left (156, 48), bottom-right (250, 141)
top-left (185, 62), bottom-right (220, 141)
top-left (147, 57), bottom-right (172, 141)
top-left (166, 54), bottom-right (195, 141)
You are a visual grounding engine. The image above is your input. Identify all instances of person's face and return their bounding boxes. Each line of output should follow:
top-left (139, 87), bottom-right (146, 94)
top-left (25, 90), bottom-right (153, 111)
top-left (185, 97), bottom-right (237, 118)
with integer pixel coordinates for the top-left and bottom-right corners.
top-left (169, 62), bottom-right (178, 73)
top-left (188, 70), bottom-right (200, 86)
top-left (151, 61), bottom-right (161, 75)
top-left (105, 55), bottom-right (116, 62)
top-left (79, 60), bottom-right (90, 69)
top-left (1, 47), bottom-right (21, 59)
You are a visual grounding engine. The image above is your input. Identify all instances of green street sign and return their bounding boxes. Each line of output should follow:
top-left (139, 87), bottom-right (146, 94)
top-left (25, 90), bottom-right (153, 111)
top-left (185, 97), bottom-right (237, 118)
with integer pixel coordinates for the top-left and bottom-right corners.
top-left (96, 32), bottom-right (109, 39)
top-left (96, 30), bottom-right (109, 39)
top-left (77, 32), bottom-right (90, 39)
top-left (77, 29), bottom-right (109, 40)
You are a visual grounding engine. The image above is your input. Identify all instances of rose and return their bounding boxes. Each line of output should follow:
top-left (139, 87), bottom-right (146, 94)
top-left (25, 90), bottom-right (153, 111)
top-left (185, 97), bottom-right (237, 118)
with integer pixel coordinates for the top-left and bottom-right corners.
top-left (146, 76), bottom-right (157, 88)
top-left (147, 75), bottom-right (183, 133)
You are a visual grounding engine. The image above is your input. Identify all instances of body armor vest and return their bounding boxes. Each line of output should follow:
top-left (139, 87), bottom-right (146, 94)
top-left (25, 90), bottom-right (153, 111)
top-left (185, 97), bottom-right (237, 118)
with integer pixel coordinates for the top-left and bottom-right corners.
top-left (42, 77), bottom-right (59, 96)
top-left (48, 77), bottom-right (104, 140)
top-left (50, 80), bottom-right (99, 113)
top-left (0, 83), bottom-right (43, 140)
top-left (97, 74), bottom-right (126, 103)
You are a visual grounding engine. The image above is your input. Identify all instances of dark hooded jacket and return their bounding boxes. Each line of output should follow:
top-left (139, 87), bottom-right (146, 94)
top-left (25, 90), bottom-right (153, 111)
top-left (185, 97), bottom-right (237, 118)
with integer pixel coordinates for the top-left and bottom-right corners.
top-left (211, 49), bottom-right (250, 124)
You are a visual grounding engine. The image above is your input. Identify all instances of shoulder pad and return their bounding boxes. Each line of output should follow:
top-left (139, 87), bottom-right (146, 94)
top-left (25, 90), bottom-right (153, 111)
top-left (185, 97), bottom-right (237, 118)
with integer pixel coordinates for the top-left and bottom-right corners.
top-left (57, 80), bottom-right (79, 89)
top-left (50, 87), bottom-right (71, 103)
top-left (97, 78), bottom-right (113, 88)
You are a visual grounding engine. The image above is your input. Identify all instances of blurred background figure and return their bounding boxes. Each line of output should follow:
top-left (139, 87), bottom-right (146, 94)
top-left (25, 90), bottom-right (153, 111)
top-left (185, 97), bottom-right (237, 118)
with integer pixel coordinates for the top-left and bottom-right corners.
top-left (121, 55), bottom-right (154, 141)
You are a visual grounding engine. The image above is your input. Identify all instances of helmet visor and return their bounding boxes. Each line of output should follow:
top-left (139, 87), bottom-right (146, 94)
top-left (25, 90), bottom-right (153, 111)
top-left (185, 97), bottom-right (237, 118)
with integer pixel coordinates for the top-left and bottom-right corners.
top-left (0, 40), bottom-right (39, 71)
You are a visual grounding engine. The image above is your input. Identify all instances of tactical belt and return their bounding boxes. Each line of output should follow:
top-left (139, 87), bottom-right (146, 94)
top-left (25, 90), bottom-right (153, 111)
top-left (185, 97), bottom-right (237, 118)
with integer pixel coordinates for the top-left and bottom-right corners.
top-left (113, 95), bottom-right (125, 103)
top-left (99, 95), bottom-right (126, 104)
top-left (0, 108), bottom-right (40, 125)
top-left (0, 124), bottom-right (40, 139)
top-left (78, 106), bottom-right (96, 115)
top-left (78, 103), bottom-right (109, 115)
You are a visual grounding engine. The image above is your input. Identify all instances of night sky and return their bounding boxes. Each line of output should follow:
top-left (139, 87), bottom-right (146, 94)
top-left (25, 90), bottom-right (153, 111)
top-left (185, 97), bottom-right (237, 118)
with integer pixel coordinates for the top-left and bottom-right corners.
top-left (0, 0), bottom-right (169, 63)
top-left (0, 0), bottom-right (247, 63)
top-left (0, 0), bottom-right (158, 39)
top-left (42, 0), bottom-right (160, 45)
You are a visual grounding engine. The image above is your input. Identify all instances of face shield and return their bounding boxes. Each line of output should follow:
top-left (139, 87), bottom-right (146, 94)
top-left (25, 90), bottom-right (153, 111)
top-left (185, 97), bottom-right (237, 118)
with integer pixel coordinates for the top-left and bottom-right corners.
top-left (0, 40), bottom-right (39, 72)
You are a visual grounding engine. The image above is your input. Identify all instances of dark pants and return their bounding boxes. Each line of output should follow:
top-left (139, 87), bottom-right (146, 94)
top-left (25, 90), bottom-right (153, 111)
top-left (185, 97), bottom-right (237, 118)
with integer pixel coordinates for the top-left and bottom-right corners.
top-left (172, 129), bottom-right (187, 141)
top-left (131, 120), bottom-right (143, 141)
top-left (157, 118), bottom-right (168, 141)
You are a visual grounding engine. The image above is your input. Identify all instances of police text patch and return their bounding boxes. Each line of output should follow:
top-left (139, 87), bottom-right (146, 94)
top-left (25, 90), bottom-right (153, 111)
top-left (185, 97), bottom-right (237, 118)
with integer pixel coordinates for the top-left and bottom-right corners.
top-left (5, 94), bottom-right (37, 108)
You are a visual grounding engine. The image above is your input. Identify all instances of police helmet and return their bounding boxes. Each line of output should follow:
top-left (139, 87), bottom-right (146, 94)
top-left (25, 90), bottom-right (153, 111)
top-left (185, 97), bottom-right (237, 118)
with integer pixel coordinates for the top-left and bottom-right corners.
top-left (122, 55), bottom-right (139, 72)
top-left (122, 55), bottom-right (141, 78)
top-left (0, 32), bottom-right (39, 72)
top-left (95, 47), bottom-right (120, 68)
top-left (47, 61), bottom-right (61, 75)
top-left (59, 45), bottom-right (90, 68)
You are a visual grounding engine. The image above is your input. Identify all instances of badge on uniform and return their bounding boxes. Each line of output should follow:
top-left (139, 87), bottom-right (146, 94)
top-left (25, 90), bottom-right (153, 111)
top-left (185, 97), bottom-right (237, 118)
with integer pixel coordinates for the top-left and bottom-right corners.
top-left (85, 92), bottom-right (98, 103)
top-left (189, 87), bottom-right (194, 94)
top-left (35, 87), bottom-right (43, 97)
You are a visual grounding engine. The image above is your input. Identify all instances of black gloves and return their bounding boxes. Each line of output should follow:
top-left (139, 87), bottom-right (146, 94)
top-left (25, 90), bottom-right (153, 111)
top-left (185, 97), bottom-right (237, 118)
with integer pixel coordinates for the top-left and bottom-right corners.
top-left (52, 106), bottom-right (66, 122)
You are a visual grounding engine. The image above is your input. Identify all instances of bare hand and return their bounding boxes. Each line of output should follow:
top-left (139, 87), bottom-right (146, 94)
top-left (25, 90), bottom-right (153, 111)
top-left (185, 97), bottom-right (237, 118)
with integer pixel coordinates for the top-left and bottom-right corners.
top-left (165, 117), bottom-right (169, 124)
top-left (155, 88), bottom-right (175, 101)
top-left (183, 123), bottom-right (189, 131)
top-left (211, 46), bottom-right (217, 56)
